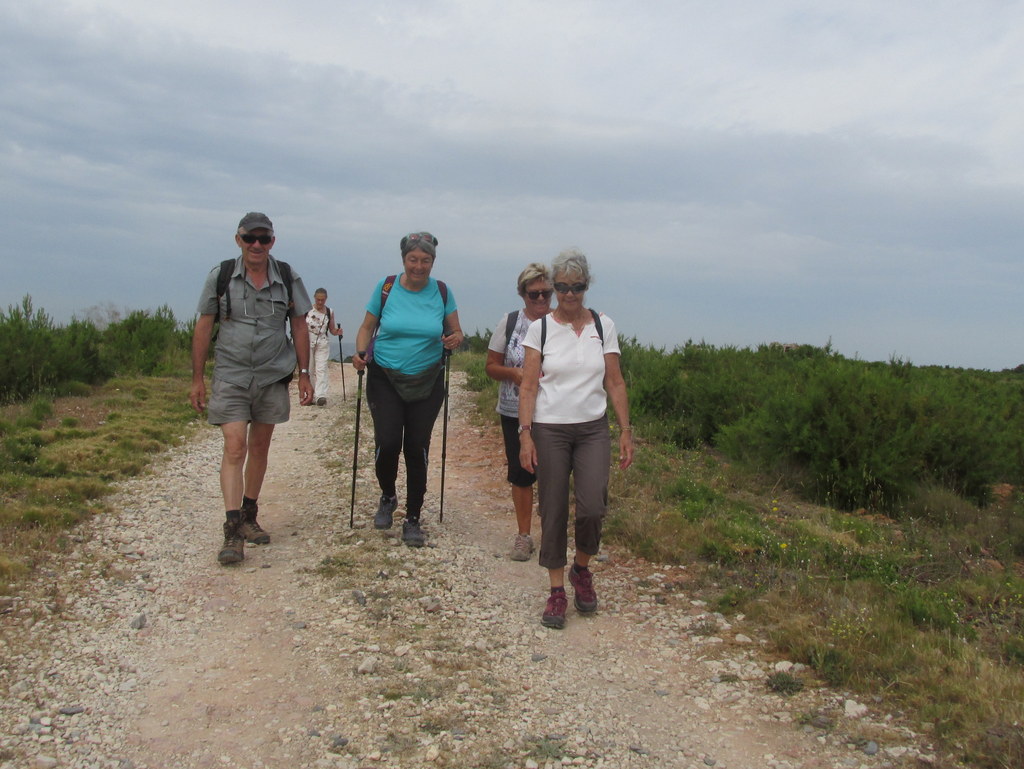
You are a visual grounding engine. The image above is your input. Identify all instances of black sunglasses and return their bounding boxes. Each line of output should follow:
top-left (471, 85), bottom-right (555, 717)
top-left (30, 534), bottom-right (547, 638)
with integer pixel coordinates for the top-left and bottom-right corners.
top-left (240, 234), bottom-right (273, 245)
top-left (553, 282), bottom-right (588, 295)
top-left (525, 289), bottom-right (553, 300)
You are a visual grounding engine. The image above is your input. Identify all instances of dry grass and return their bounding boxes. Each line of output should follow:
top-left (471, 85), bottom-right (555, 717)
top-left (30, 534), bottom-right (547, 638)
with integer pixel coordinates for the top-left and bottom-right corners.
top-left (0, 376), bottom-right (195, 581)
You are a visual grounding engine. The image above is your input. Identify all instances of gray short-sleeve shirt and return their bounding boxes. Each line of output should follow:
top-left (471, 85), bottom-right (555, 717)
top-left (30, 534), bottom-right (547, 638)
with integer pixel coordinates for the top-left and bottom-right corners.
top-left (196, 256), bottom-right (313, 389)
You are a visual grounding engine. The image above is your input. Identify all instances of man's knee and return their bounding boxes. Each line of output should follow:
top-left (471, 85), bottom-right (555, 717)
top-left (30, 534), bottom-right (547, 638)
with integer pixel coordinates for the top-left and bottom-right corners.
top-left (247, 424), bottom-right (275, 456)
top-left (222, 440), bottom-right (247, 465)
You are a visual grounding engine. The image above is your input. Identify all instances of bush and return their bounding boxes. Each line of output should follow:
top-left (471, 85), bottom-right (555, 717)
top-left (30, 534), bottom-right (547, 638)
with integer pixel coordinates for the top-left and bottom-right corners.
top-left (0, 297), bottom-right (191, 404)
top-left (622, 341), bottom-right (1024, 513)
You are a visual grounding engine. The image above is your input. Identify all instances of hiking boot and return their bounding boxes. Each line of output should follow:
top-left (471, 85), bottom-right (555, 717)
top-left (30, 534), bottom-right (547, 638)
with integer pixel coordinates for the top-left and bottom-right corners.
top-left (401, 520), bottom-right (426, 547)
top-left (541, 591), bottom-right (568, 629)
top-left (238, 504), bottom-right (270, 544)
top-left (218, 519), bottom-right (245, 565)
top-left (374, 495), bottom-right (397, 529)
top-left (316, 397), bottom-right (327, 406)
top-left (569, 564), bottom-right (598, 613)
top-left (511, 533), bottom-right (534, 561)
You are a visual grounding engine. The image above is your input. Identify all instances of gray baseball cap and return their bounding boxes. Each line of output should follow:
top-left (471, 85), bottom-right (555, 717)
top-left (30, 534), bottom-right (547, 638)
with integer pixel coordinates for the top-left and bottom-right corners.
top-left (238, 212), bottom-right (274, 233)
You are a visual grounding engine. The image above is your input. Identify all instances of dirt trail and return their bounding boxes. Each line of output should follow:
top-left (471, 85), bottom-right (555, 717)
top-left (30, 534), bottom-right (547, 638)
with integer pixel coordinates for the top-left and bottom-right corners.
top-left (0, 363), bottom-right (947, 769)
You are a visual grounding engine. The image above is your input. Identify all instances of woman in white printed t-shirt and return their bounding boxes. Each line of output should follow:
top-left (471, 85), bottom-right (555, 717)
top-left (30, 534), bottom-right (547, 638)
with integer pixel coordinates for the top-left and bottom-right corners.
top-left (306, 288), bottom-right (342, 406)
top-left (485, 263), bottom-right (553, 562)
top-left (517, 248), bottom-right (634, 630)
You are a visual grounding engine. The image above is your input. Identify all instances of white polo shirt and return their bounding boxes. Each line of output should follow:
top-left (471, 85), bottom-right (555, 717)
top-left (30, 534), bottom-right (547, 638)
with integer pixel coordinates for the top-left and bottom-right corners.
top-left (522, 312), bottom-right (620, 424)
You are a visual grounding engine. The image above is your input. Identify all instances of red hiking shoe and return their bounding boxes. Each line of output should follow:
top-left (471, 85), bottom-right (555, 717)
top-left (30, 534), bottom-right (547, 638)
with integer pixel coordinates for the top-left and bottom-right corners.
top-left (541, 591), bottom-right (568, 629)
top-left (569, 565), bottom-right (598, 613)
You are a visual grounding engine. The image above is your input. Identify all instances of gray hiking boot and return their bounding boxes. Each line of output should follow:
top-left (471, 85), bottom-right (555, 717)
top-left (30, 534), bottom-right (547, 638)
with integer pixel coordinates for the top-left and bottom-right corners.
top-left (218, 518), bottom-right (245, 565)
top-left (511, 533), bottom-right (534, 561)
top-left (238, 502), bottom-right (270, 544)
top-left (401, 520), bottom-right (426, 547)
top-left (374, 495), bottom-right (397, 529)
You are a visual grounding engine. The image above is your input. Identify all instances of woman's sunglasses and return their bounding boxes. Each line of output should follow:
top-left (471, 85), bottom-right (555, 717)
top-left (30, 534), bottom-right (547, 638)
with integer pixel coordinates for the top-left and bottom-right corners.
top-left (553, 282), bottom-right (588, 295)
top-left (525, 289), bottom-right (553, 300)
top-left (240, 234), bottom-right (273, 245)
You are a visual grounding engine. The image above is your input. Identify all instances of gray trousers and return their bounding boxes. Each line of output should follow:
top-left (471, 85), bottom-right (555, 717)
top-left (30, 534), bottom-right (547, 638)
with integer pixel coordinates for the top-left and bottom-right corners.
top-left (533, 417), bottom-right (610, 570)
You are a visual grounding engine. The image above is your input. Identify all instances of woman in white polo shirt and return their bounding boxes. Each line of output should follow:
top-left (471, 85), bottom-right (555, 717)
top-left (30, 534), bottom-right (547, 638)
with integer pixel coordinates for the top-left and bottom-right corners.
top-left (517, 248), bottom-right (634, 629)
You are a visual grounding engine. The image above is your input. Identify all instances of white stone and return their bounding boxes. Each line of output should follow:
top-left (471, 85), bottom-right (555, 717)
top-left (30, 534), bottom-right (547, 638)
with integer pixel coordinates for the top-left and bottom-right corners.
top-left (844, 699), bottom-right (869, 718)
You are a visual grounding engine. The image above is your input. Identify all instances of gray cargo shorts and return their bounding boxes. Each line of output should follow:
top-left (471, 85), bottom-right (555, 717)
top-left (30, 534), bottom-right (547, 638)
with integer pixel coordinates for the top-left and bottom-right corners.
top-left (207, 377), bottom-right (291, 425)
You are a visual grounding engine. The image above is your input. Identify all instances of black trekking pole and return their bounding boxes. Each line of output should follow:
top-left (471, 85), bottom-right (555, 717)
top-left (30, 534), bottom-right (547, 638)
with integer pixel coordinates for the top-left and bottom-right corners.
top-left (339, 334), bottom-right (347, 401)
top-left (349, 359), bottom-right (365, 528)
top-left (439, 349), bottom-right (452, 523)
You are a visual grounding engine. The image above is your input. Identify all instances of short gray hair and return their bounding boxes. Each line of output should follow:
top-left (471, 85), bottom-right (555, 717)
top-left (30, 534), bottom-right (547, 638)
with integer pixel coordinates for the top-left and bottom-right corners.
top-left (516, 263), bottom-right (551, 295)
top-left (551, 248), bottom-right (592, 285)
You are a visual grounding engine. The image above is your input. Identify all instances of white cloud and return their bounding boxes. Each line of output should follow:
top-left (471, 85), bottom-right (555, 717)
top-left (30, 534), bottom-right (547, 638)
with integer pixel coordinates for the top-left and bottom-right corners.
top-left (2, 0), bottom-right (1023, 369)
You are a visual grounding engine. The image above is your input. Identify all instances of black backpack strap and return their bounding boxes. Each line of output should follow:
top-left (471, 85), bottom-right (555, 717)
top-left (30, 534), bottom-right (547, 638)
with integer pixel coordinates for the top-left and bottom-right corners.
top-left (367, 276), bottom-right (398, 359)
top-left (380, 275), bottom-right (397, 316)
top-left (504, 310), bottom-right (519, 352)
top-left (215, 259), bottom-right (235, 321)
top-left (273, 258), bottom-right (295, 317)
top-left (589, 308), bottom-right (604, 344)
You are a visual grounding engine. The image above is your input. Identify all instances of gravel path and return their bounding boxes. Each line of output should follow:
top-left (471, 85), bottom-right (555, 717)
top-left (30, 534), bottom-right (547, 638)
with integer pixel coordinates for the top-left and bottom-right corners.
top-left (0, 364), bottom-right (951, 769)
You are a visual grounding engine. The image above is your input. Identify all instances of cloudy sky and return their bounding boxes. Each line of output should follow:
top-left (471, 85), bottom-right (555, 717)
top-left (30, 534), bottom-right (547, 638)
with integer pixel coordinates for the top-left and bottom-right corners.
top-left (3, 0), bottom-right (1023, 369)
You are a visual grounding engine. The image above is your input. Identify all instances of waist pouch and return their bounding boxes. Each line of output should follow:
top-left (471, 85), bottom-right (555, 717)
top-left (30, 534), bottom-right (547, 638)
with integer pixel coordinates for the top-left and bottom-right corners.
top-left (377, 361), bottom-right (443, 403)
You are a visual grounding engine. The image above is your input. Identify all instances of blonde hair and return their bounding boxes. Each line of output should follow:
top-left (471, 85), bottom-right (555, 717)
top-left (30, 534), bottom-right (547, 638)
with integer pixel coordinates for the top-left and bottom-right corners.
top-left (516, 262), bottom-right (551, 295)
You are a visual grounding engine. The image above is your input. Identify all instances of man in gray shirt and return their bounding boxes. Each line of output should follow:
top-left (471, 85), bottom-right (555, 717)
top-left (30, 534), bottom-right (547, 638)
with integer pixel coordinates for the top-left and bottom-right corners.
top-left (190, 212), bottom-right (314, 565)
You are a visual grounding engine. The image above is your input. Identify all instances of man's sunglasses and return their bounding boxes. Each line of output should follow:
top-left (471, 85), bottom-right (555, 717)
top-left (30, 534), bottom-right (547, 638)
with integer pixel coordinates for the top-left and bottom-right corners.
top-left (240, 234), bottom-right (273, 245)
top-left (553, 282), bottom-right (588, 295)
top-left (525, 289), bottom-right (553, 300)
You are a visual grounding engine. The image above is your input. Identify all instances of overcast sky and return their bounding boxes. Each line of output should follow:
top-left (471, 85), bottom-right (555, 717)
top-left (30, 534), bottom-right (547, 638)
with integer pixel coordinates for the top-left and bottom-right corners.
top-left (3, 0), bottom-right (1023, 369)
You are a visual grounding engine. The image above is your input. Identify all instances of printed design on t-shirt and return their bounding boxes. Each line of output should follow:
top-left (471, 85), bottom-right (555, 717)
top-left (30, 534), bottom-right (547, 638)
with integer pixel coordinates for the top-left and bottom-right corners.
top-left (307, 309), bottom-right (330, 341)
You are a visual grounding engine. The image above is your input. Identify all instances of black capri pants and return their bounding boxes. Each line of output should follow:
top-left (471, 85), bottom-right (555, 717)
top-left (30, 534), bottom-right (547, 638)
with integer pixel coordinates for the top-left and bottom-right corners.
top-left (366, 362), bottom-right (445, 518)
top-left (500, 414), bottom-right (537, 488)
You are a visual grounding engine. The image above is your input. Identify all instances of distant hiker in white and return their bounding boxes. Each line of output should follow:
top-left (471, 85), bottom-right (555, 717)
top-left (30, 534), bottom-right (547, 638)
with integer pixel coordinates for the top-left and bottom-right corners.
top-left (306, 288), bottom-right (343, 407)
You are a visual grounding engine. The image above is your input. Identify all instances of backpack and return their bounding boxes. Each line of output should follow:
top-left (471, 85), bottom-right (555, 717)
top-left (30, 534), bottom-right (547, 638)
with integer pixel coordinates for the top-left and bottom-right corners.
top-left (366, 274), bottom-right (449, 360)
top-left (215, 257), bottom-right (295, 323)
top-left (540, 309), bottom-right (604, 358)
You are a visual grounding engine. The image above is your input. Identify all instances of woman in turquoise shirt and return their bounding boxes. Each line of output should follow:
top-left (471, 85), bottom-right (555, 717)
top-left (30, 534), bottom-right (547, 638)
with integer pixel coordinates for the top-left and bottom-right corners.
top-left (353, 232), bottom-right (464, 546)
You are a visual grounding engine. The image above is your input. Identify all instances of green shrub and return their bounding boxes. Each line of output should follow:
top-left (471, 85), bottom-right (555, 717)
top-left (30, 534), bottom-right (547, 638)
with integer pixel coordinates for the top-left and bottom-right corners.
top-left (0, 297), bottom-right (191, 404)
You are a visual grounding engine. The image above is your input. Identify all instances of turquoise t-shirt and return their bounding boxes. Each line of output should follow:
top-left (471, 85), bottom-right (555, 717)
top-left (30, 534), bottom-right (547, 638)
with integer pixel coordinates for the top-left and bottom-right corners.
top-left (366, 276), bottom-right (457, 375)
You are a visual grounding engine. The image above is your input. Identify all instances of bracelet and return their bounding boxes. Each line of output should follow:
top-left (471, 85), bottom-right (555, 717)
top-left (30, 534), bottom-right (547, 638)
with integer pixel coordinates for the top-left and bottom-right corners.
top-left (299, 368), bottom-right (310, 375)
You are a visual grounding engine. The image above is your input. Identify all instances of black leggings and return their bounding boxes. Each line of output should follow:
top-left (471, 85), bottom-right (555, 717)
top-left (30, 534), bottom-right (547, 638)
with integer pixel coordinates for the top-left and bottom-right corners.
top-left (366, 363), bottom-right (445, 520)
